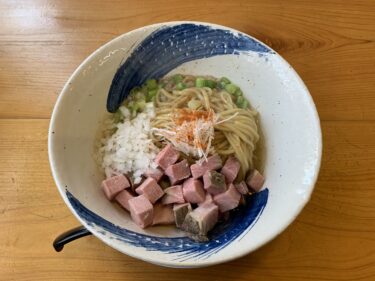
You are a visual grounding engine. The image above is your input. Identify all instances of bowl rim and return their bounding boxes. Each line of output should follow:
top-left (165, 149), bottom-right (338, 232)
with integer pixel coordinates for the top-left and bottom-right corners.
top-left (48, 20), bottom-right (322, 267)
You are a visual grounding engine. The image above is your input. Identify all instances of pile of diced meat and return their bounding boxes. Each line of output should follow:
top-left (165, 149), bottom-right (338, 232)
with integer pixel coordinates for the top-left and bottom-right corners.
top-left (101, 144), bottom-right (265, 241)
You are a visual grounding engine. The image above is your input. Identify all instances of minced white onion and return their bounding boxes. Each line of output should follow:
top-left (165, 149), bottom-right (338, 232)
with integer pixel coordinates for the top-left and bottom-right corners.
top-left (99, 103), bottom-right (160, 184)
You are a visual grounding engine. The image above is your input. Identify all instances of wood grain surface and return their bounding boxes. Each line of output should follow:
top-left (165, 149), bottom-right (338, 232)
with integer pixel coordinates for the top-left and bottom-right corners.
top-left (0, 0), bottom-right (374, 280)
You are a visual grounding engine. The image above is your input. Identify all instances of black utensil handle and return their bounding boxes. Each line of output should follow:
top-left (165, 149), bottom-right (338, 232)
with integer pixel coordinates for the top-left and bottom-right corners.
top-left (53, 226), bottom-right (92, 252)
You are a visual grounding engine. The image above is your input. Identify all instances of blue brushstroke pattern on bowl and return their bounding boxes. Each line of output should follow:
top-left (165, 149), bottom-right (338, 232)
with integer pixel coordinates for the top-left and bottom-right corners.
top-left (107, 23), bottom-right (272, 112)
top-left (67, 189), bottom-right (268, 261)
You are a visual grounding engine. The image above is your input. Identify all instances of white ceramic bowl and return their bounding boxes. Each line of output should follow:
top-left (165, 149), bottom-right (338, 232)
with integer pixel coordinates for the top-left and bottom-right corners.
top-left (49, 21), bottom-right (322, 268)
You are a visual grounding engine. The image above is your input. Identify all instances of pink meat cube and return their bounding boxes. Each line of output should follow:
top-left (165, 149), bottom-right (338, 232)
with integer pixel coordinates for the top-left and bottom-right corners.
top-left (203, 170), bottom-right (227, 195)
top-left (115, 189), bottom-right (134, 211)
top-left (221, 156), bottom-right (241, 183)
top-left (152, 203), bottom-right (175, 225)
top-left (173, 203), bottom-right (192, 227)
top-left (198, 192), bottom-right (213, 206)
top-left (144, 168), bottom-right (163, 182)
top-left (165, 159), bottom-right (191, 185)
top-left (135, 177), bottom-right (164, 204)
top-left (128, 195), bottom-right (154, 228)
top-left (182, 202), bottom-right (219, 235)
top-left (182, 178), bottom-right (206, 204)
top-left (246, 170), bottom-right (265, 192)
top-left (190, 155), bottom-right (223, 179)
top-left (102, 174), bottom-right (131, 200)
top-left (235, 181), bottom-right (249, 195)
top-left (214, 184), bottom-right (241, 212)
top-left (161, 185), bottom-right (185, 204)
top-left (154, 143), bottom-right (180, 170)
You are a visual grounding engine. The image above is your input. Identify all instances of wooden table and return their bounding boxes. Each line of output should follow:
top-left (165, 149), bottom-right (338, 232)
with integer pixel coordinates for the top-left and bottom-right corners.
top-left (1, 0), bottom-right (374, 280)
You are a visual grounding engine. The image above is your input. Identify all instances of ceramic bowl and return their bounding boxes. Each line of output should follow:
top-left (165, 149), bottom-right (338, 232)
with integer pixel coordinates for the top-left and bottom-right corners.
top-left (48, 21), bottom-right (322, 268)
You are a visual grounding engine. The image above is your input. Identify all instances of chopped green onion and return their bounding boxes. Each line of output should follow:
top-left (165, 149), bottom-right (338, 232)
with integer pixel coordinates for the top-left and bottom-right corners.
top-left (236, 96), bottom-right (244, 104)
top-left (220, 77), bottom-right (231, 84)
top-left (146, 89), bottom-right (157, 102)
top-left (205, 80), bottom-right (216, 88)
top-left (234, 89), bottom-right (243, 96)
top-left (173, 74), bottom-right (184, 84)
top-left (113, 110), bottom-right (123, 123)
top-left (135, 91), bottom-right (145, 100)
top-left (136, 100), bottom-right (146, 111)
top-left (127, 101), bottom-right (135, 113)
top-left (195, 77), bottom-right (205, 88)
top-left (130, 86), bottom-right (141, 96)
top-left (225, 83), bottom-right (239, 94)
top-left (146, 79), bottom-right (158, 90)
top-left (141, 85), bottom-right (148, 94)
top-left (218, 81), bottom-right (227, 89)
top-left (129, 100), bottom-right (146, 114)
top-left (176, 82), bottom-right (186, 90)
top-left (236, 96), bottom-right (249, 108)
top-left (242, 99), bottom-right (249, 108)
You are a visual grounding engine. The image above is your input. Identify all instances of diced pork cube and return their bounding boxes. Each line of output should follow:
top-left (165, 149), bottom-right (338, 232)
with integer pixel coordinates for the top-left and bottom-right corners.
top-left (203, 170), bottom-right (227, 195)
top-left (165, 159), bottom-right (191, 185)
top-left (182, 178), bottom-right (206, 203)
top-left (154, 143), bottom-right (180, 170)
top-left (221, 156), bottom-right (241, 183)
top-left (102, 174), bottom-right (131, 200)
top-left (152, 204), bottom-right (174, 225)
top-left (145, 168), bottom-right (163, 182)
top-left (190, 155), bottom-right (223, 179)
top-left (135, 177), bottom-right (164, 204)
top-left (173, 203), bottom-right (192, 228)
top-left (235, 181), bottom-right (249, 195)
top-left (213, 184), bottom-right (241, 212)
top-left (198, 192), bottom-right (213, 206)
top-left (115, 189), bottom-right (134, 211)
top-left (182, 202), bottom-right (219, 235)
top-left (246, 170), bottom-right (265, 192)
top-left (128, 195), bottom-right (153, 228)
top-left (161, 185), bottom-right (185, 204)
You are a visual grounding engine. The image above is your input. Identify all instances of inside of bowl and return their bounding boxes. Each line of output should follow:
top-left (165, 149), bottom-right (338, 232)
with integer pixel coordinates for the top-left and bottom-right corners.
top-left (49, 22), bottom-right (321, 266)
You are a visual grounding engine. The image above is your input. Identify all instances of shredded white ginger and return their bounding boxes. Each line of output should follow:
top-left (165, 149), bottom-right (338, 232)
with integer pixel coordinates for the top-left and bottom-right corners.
top-left (99, 103), bottom-right (160, 184)
top-left (153, 108), bottom-right (237, 160)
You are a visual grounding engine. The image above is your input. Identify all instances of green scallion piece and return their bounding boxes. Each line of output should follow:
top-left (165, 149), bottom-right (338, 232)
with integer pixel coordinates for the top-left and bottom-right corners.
top-left (135, 91), bottom-right (145, 100)
top-left (195, 77), bottom-right (206, 88)
top-left (234, 89), bottom-right (243, 96)
top-left (136, 100), bottom-right (146, 111)
top-left (220, 77), bottom-right (231, 84)
top-left (205, 80), bottom-right (216, 88)
top-left (218, 81), bottom-right (227, 89)
top-left (146, 79), bottom-right (158, 90)
top-left (141, 85), bottom-right (148, 94)
top-left (236, 96), bottom-right (249, 108)
top-left (241, 99), bottom-right (249, 108)
top-left (146, 89), bottom-right (157, 102)
top-left (176, 82), bottom-right (186, 90)
top-left (113, 110), bottom-right (123, 123)
top-left (225, 83), bottom-right (239, 94)
top-left (236, 96), bottom-right (244, 104)
top-left (173, 74), bottom-right (184, 84)
top-left (130, 86), bottom-right (141, 96)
